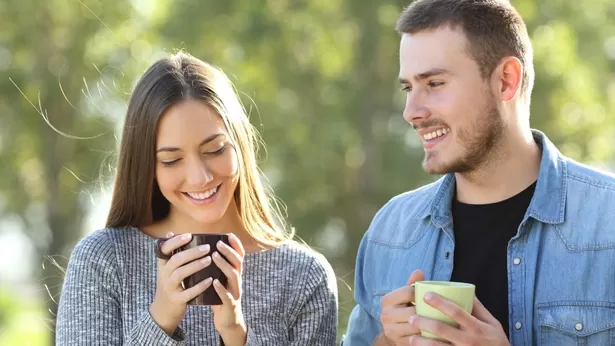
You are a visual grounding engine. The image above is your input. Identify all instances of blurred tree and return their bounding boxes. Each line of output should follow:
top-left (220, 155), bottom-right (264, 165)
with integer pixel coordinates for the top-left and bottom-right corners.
top-left (0, 0), bottom-right (613, 344)
top-left (0, 0), bottom-right (140, 343)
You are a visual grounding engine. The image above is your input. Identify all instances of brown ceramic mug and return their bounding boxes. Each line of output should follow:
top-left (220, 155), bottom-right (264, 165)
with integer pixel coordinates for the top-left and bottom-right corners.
top-left (155, 233), bottom-right (230, 305)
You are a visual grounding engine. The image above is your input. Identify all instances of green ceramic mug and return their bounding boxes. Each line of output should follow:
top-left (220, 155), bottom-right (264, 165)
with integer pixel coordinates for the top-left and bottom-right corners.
top-left (412, 281), bottom-right (475, 342)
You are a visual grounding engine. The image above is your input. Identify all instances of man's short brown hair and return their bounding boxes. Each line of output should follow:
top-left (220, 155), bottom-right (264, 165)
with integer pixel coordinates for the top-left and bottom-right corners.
top-left (396, 0), bottom-right (534, 102)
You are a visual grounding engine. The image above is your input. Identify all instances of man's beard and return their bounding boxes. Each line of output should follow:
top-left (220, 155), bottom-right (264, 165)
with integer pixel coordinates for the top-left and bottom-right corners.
top-left (423, 97), bottom-right (505, 175)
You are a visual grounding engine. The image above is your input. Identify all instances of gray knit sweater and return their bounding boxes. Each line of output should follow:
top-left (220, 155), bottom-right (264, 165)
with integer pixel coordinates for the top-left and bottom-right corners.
top-left (55, 227), bottom-right (338, 345)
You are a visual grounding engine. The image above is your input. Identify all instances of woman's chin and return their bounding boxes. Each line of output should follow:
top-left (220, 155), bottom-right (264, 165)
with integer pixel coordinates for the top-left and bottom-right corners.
top-left (186, 209), bottom-right (228, 227)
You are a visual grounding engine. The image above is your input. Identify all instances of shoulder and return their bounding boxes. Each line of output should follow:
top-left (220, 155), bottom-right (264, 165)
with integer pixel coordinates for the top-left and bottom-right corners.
top-left (247, 240), bottom-right (336, 290)
top-left (288, 241), bottom-right (336, 287)
top-left (269, 241), bottom-right (335, 281)
top-left (363, 177), bottom-right (444, 240)
top-left (563, 159), bottom-right (615, 224)
top-left (68, 227), bottom-right (132, 266)
top-left (565, 158), bottom-right (615, 192)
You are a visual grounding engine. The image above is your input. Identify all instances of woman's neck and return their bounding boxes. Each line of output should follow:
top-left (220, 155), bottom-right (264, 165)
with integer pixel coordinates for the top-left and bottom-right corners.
top-left (145, 202), bottom-right (263, 252)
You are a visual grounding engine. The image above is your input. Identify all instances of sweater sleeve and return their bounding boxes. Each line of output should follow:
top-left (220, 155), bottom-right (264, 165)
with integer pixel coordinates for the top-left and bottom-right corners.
top-left (289, 256), bottom-right (339, 345)
top-left (244, 255), bottom-right (339, 346)
top-left (55, 230), bottom-right (186, 346)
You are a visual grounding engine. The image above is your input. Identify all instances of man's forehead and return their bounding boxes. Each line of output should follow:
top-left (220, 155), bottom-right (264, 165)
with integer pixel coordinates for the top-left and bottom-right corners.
top-left (399, 29), bottom-right (469, 77)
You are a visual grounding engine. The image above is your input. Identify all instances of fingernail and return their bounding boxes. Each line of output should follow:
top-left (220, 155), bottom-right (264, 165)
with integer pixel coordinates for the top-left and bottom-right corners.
top-left (182, 233), bottom-right (191, 240)
top-left (203, 277), bottom-right (212, 286)
top-left (199, 244), bottom-right (210, 252)
top-left (213, 252), bottom-right (220, 259)
top-left (424, 292), bottom-right (433, 301)
top-left (409, 315), bottom-right (416, 324)
top-left (409, 335), bottom-right (415, 344)
top-left (200, 256), bottom-right (211, 265)
top-left (166, 232), bottom-right (173, 237)
top-left (213, 279), bottom-right (220, 286)
top-left (217, 240), bottom-right (225, 248)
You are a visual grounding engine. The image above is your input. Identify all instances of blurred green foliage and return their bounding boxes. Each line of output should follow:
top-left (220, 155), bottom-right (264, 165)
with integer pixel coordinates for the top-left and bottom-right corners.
top-left (0, 0), bottom-right (613, 344)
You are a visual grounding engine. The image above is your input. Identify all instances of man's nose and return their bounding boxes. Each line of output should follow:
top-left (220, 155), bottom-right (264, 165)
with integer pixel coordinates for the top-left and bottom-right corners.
top-left (402, 92), bottom-right (431, 124)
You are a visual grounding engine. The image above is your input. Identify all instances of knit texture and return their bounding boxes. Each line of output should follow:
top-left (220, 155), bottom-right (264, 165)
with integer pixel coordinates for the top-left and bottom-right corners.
top-left (55, 227), bottom-right (338, 345)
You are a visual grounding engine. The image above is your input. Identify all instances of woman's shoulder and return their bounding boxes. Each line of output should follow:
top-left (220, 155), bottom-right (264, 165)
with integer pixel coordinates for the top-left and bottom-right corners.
top-left (247, 240), bottom-right (336, 283)
top-left (69, 226), bottom-right (139, 263)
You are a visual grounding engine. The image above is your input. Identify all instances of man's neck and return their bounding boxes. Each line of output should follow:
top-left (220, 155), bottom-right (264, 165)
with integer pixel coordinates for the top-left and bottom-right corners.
top-left (455, 129), bottom-right (541, 204)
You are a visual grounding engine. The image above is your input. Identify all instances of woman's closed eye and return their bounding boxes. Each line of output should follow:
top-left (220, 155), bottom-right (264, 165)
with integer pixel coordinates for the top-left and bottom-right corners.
top-left (205, 144), bottom-right (227, 156)
top-left (161, 158), bottom-right (181, 167)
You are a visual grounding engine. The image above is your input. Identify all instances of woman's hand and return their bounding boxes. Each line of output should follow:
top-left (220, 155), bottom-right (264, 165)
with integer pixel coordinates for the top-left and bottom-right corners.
top-left (150, 232), bottom-right (214, 336)
top-left (211, 233), bottom-right (248, 345)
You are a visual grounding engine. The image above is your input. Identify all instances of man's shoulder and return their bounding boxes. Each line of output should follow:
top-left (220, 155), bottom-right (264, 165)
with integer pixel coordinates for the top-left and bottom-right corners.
top-left (562, 159), bottom-right (615, 226)
top-left (364, 177), bottom-right (444, 240)
top-left (376, 177), bottom-right (442, 218)
top-left (565, 158), bottom-right (615, 192)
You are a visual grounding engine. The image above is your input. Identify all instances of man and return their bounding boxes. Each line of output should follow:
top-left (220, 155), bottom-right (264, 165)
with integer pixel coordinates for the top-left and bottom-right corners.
top-left (343, 0), bottom-right (615, 345)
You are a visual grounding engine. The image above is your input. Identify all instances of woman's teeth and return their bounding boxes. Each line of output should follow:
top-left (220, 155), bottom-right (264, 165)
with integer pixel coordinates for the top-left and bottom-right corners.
top-left (185, 186), bottom-right (218, 200)
top-left (423, 128), bottom-right (450, 140)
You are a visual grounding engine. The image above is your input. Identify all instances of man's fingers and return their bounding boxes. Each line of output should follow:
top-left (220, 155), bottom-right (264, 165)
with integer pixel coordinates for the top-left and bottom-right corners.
top-left (407, 269), bottom-right (425, 286)
top-left (382, 285), bottom-right (415, 306)
top-left (423, 293), bottom-right (481, 333)
top-left (383, 319), bottom-right (421, 338)
top-left (408, 334), bottom-right (452, 346)
top-left (471, 296), bottom-right (499, 325)
top-left (381, 306), bottom-right (417, 324)
top-left (409, 316), bottom-right (466, 345)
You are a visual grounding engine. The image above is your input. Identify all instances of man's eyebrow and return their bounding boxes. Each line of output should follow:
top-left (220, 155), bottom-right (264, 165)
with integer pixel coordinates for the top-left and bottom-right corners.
top-left (156, 133), bottom-right (225, 153)
top-left (399, 68), bottom-right (451, 84)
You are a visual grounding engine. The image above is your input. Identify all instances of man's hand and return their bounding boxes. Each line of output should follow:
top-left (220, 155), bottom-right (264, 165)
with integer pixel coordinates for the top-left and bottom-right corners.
top-left (375, 270), bottom-right (424, 345)
top-left (407, 294), bottom-right (510, 346)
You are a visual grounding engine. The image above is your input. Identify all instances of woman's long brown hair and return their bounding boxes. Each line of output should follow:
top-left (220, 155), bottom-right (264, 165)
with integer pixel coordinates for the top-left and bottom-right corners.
top-left (105, 52), bottom-right (293, 246)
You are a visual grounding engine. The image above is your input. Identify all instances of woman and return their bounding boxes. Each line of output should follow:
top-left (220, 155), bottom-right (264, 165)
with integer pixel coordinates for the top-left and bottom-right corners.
top-left (55, 52), bottom-right (338, 345)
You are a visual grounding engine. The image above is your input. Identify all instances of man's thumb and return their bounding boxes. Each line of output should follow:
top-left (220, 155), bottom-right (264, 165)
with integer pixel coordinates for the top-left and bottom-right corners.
top-left (407, 269), bottom-right (425, 286)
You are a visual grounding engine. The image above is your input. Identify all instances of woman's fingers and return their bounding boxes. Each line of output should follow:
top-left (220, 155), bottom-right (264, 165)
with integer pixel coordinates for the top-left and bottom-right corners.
top-left (181, 277), bottom-right (213, 302)
top-left (216, 240), bottom-right (242, 270)
top-left (212, 252), bottom-right (241, 299)
top-left (213, 278), bottom-right (235, 305)
top-left (169, 256), bottom-right (212, 287)
top-left (228, 233), bottom-right (245, 258)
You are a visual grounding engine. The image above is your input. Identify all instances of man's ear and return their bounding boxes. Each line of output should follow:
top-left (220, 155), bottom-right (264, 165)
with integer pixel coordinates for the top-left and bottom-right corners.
top-left (493, 56), bottom-right (522, 102)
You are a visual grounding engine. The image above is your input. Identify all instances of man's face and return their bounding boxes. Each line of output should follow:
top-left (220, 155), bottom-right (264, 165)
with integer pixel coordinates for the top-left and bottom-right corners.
top-left (399, 26), bottom-right (505, 175)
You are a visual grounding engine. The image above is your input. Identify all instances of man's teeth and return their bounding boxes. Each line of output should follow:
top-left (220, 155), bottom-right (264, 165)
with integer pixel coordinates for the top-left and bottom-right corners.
top-left (186, 186), bottom-right (218, 200)
top-left (423, 128), bottom-right (450, 140)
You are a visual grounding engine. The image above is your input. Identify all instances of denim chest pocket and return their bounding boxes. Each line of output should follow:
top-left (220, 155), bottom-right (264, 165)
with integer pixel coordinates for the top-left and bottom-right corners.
top-left (537, 302), bottom-right (615, 346)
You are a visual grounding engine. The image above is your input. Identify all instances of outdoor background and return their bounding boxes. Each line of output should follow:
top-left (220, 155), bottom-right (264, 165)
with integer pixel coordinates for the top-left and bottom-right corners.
top-left (1, 0), bottom-right (614, 344)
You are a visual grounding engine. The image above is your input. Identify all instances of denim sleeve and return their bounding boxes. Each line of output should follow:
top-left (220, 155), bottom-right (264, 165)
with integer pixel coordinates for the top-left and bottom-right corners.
top-left (342, 304), bottom-right (381, 346)
top-left (342, 229), bottom-right (384, 346)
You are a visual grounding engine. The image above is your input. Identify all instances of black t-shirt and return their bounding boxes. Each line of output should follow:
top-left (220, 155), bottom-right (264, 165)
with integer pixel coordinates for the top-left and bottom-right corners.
top-left (450, 182), bottom-right (536, 337)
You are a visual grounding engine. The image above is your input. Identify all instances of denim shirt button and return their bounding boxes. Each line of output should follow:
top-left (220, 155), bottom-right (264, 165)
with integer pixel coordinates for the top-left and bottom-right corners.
top-left (575, 322), bottom-right (583, 331)
top-left (515, 322), bottom-right (522, 330)
top-left (513, 257), bottom-right (521, 265)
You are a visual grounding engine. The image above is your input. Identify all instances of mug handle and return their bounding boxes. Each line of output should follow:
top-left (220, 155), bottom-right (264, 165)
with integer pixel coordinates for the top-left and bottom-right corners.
top-left (154, 238), bottom-right (187, 289)
top-left (407, 282), bottom-right (418, 306)
top-left (154, 237), bottom-right (186, 260)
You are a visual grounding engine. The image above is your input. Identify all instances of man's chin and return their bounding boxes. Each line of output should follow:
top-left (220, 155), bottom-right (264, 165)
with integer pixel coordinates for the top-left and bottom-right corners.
top-left (422, 158), bottom-right (453, 175)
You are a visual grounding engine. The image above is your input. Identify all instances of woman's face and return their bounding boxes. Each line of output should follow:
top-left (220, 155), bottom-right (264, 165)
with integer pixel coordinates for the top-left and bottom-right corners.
top-left (154, 99), bottom-right (240, 225)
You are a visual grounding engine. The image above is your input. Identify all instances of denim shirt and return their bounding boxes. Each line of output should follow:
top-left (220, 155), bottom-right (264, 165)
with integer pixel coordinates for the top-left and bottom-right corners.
top-left (343, 130), bottom-right (615, 346)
